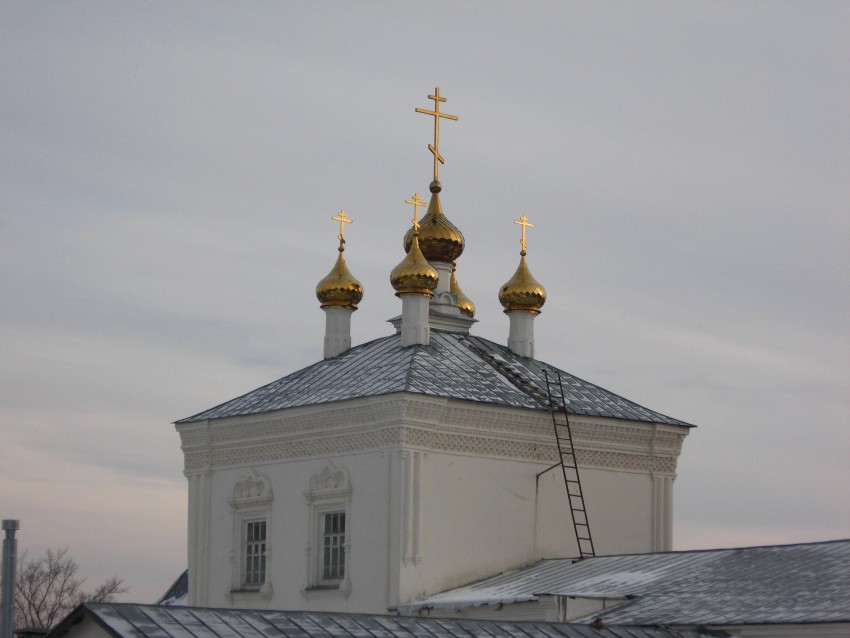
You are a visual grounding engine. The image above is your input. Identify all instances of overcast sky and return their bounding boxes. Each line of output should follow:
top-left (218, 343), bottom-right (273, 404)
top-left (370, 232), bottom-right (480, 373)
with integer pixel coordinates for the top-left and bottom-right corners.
top-left (2, 2), bottom-right (848, 604)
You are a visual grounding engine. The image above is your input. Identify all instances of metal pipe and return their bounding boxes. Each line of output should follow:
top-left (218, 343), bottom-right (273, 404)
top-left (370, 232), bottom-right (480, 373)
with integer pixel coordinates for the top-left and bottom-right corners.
top-left (1, 520), bottom-right (20, 638)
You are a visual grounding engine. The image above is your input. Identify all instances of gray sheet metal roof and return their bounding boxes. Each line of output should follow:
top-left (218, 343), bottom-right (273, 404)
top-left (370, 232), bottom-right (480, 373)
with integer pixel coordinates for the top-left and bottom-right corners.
top-left (177, 330), bottom-right (690, 426)
top-left (55, 604), bottom-right (727, 638)
top-left (156, 570), bottom-right (187, 607)
top-left (401, 539), bottom-right (850, 626)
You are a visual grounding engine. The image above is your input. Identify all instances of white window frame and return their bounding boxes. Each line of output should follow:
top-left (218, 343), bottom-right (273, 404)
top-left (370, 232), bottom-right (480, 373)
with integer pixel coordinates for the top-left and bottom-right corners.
top-left (304, 461), bottom-right (351, 596)
top-left (318, 508), bottom-right (346, 584)
top-left (229, 471), bottom-right (273, 599)
top-left (242, 518), bottom-right (267, 588)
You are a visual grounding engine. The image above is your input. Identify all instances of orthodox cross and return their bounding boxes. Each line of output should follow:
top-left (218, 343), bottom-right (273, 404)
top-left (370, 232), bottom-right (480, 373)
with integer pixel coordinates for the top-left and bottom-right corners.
top-left (514, 214), bottom-right (534, 252)
top-left (332, 210), bottom-right (353, 243)
top-left (404, 193), bottom-right (426, 232)
top-left (415, 87), bottom-right (459, 181)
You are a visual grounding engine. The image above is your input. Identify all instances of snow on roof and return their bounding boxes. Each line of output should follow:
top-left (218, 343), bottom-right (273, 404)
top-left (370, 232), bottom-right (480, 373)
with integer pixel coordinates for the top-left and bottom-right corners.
top-left (50, 604), bottom-right (728, 638)
top-left (177, 331), bottom-right (691, 427)
top-left (400, 539), bottom-right (850, 626)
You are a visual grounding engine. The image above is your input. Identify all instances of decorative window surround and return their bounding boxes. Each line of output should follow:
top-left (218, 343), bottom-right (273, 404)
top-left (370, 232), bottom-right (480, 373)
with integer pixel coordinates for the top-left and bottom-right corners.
top-left (303, 461), bottom-right (352, 598)
top-left (228, 470), bottom-right (273, 600)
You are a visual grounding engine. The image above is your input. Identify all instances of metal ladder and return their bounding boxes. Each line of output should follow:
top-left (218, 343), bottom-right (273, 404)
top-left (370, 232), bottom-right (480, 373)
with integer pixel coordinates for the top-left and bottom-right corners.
top-left (544, 369), bottom-right (596, 558)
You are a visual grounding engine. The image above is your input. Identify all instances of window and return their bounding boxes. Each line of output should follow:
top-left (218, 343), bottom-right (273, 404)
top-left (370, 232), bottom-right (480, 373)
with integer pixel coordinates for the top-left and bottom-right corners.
top-left (229, 471), bottom-right (273, 599)
top-left (243, 520), bottom-right (267, 587)
top-left (305, 461), bottom-right (351, 596)
top-left (321, 512), bottom-right (345, 581)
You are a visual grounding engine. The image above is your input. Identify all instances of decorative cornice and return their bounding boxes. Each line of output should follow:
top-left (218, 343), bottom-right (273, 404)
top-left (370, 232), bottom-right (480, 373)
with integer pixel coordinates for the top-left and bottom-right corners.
top-left (177, 394), bottom-right (687, 475)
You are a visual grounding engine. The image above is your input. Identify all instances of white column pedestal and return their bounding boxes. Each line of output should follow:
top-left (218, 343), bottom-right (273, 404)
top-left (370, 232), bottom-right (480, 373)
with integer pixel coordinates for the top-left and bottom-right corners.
top-left (400, 294), bottom-right (431, 346)
top-left (323, 306), bottom-right (354, 359)
top-left (507, 310), bottom-right (537, 358)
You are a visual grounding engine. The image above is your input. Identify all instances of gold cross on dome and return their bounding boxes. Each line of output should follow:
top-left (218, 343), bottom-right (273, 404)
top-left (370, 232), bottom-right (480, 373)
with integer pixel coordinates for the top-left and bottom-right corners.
top-left (514, 214), bottom-right (534, 252)
top-left (415, 87), bottom-right (459, 181)
top-left (332, 210), bottom-right (353, 242)
top-left (404, 193), bottom-right (426, 232)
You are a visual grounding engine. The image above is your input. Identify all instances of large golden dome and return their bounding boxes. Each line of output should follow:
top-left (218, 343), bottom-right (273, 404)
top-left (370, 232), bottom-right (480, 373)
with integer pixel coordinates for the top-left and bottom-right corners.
top-left (391, 233), bottom-right (439, 296)
top-left (316, 246), bottom-right (363, 309)
top-left (498, 251), bottom-right (545, 314)
top-left (450, 264), bottom-right (475, 318)
top-left (403, 181), bottom-right (464, 263)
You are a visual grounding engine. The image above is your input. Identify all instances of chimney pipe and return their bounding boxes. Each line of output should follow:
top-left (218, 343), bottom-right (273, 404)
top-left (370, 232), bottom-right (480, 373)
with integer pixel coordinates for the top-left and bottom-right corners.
top-left (1, 520), bottom-right (20, 638)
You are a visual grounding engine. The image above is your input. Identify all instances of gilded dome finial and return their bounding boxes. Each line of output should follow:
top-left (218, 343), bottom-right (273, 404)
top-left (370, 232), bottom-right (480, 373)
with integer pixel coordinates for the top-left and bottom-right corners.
top-left (333, 209), bottom-right (353, 244)
top-left (451, 261), bottom-right (475, 318)
top-left (391, 196), bottom-right (439, 296)
top-left (515, 214), bottom-right (533, 252)
top-left (403, 186), bottom-right (465, 262)
top-left (415, 87), bottom-right (459, 182)
top-left (402, 88), bottom-right (464, 263)
top-left (404, 193), bottom-right (427, 232)
top-left (316, 210), bottom-right (363, 309)
top-left (499, 214), bottom-right (546, 314)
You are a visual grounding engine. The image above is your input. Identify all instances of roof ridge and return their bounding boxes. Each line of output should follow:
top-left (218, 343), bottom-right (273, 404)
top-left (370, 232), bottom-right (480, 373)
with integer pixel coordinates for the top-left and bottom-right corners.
top-left (462, 335), bottom-right (551, 408)
top-left (402, 339), bottom-right (417, 392)
top-left (536, 537), bottom-right (850, 560)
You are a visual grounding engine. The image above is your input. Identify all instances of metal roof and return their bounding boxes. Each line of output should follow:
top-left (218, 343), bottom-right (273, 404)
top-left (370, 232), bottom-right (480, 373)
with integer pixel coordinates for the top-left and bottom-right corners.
top-left (400, 539), bottom-right (850, 626)
top-left (52, 604), bottom-right (727, 638)
top-left (177, 330), bottom-right (690, 426)
top-left (156, 570), bottom-right (187, 607)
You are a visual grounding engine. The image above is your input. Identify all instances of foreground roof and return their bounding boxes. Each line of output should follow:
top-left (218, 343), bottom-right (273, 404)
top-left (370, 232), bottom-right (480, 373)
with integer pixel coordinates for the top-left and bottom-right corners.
top-left (401, 539), bottom-right (850, 626)
top-left (49, 604), bottom-right (726, 638)
top-left (178, 330), bottom-right (690, 426)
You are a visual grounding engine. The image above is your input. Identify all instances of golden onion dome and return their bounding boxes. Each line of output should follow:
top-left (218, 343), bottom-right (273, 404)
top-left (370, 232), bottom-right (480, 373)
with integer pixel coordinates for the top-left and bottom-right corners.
top-left (450, 263), bottom-right (475, 318)
top-left (316, 245), bottom-right (363, 309)
top-left (403, 180), bottom-right (464, 263)
top-left (498, 251), bottom-right (546, 314)
top-left (390, 232), bottom-right (439, 296)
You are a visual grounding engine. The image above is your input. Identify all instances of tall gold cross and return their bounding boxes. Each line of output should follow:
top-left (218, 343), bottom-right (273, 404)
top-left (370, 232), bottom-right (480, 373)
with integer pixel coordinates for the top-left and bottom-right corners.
top-left (415, 87), bottom-right (459, 181)
top-left (404, 193), bottom-right (426, 232)
top-left (332, 210), bottom-right (353, 242)
top-left (514, 214), bottom-right (534, 252)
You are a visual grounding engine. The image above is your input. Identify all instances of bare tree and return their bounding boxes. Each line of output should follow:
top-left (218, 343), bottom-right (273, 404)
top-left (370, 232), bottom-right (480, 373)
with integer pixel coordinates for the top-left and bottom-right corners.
top-left (13, 548), bottom-right (127, 630)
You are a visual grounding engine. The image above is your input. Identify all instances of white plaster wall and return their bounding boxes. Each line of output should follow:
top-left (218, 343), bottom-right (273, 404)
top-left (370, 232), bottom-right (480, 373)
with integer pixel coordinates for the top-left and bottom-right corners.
top-left (199, 449), bottom-right (395, 613)
top-left (180, 394), bottom-right (686, 613)
top-left (398, 451), bottom-right (660, 604)
top-left (572, 468), bottom-right (658, 555)
top-left (402, 453), bottom-right (542, 602)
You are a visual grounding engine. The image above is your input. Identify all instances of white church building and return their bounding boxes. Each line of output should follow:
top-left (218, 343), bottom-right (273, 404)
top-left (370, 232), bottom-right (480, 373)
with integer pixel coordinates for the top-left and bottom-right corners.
top-left (173, 88), bottom-right (693, 615)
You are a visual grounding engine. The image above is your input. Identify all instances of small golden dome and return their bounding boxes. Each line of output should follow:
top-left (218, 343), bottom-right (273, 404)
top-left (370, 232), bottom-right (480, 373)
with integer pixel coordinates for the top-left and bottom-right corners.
top-left (390, 233), bottom-right (439, 296)
top-left (403, 180), bottom-right (464, 263)
top-left (499, 251), bottom-right (546, 314)
top-left (450, 264), bottom-right (475, 318)
top-left (316, 245), bottom-right (363, 309)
